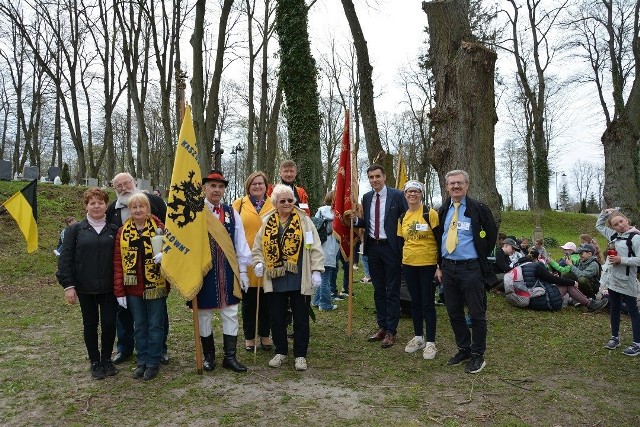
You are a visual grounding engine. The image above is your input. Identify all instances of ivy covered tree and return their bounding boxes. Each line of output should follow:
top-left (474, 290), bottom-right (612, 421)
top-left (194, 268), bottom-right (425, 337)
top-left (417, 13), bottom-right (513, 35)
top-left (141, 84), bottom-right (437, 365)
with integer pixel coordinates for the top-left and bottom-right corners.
top-left (275, 0), bottom-right (323, 210)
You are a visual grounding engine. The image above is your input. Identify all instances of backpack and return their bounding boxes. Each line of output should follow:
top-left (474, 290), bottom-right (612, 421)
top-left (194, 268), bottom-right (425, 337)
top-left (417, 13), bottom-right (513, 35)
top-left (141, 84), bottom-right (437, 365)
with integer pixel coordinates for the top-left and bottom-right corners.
top-left (503, 265), bottom-right (526, 295)
top-left (528, 281), bottom-right (563, 311)
top-left (310, 216), bottom-right (329, 244)
top-left (610, 231), bottom-right (640, 275)
top-left (399, 204), bottom-right (434, 230)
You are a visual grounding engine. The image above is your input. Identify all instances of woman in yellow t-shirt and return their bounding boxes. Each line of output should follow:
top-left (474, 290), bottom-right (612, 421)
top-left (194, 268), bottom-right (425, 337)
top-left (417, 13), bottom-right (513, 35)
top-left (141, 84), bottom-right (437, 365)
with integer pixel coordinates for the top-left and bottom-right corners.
top-left (396, 180), bottom-right (441, 360)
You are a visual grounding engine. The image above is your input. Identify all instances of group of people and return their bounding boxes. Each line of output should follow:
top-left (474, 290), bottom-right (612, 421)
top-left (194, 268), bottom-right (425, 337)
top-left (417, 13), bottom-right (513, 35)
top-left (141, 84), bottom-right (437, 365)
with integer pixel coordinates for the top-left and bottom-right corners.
top-left (56, 160), bottom-right (640, 382)
top-left (492, 212), bottom-right (640, 356)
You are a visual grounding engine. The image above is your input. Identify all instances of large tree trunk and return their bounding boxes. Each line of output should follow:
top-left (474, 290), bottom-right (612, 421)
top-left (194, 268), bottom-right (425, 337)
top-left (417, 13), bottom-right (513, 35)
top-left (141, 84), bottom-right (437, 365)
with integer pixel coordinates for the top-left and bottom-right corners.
top-left (423, 0), bottom-right (501, 220)
top-left (341, 0), bottom-right (394, 183)
top-left (275, 0), bottom-right (323, 210)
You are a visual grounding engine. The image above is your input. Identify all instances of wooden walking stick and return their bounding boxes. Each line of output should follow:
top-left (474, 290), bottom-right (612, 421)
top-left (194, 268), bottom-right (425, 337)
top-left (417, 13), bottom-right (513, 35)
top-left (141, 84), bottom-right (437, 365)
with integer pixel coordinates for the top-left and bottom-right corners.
top-left (253, 286), bottom-right (261, 364)
top-left (191, 298), bottom-right (203, 375)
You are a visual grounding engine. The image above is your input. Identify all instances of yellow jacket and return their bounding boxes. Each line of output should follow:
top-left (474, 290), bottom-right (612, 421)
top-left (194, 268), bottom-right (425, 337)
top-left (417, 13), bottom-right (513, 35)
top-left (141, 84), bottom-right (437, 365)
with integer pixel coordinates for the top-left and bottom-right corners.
top-left (232, 195), bottom-right (274, 288)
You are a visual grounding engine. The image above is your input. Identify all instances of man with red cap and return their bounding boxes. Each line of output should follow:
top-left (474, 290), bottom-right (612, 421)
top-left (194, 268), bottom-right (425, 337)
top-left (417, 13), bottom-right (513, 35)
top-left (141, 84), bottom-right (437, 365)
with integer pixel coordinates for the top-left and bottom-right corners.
top-left (194, 170), bottom-right (252, 372)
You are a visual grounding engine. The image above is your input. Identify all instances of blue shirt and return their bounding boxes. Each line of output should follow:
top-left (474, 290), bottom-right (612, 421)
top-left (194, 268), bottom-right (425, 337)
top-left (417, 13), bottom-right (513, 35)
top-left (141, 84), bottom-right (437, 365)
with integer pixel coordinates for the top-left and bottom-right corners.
top-left (442, 197), bottom-right (479, 260)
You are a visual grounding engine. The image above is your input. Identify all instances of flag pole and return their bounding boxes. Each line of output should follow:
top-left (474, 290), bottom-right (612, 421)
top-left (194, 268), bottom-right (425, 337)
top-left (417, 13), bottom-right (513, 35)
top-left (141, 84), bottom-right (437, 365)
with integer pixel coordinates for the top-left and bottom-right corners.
top-left (346, 109), bottom-right (356, 337)
top-left (191, 298), bottom-right (203, 374)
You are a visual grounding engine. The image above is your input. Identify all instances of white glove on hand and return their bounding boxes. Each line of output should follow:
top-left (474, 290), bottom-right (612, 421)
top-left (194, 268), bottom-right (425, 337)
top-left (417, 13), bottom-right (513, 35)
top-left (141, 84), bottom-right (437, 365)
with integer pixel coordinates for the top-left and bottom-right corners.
top-left (117, 296), bottom-right (127, 309)
top-left (153, 252), bottom-right (163, 264)
top-left (240, 272), bottom-right (250, 292)
top-left (254, 263), bottom-right (264, 277)
top-left (312, 271), bottom-right (322, 290)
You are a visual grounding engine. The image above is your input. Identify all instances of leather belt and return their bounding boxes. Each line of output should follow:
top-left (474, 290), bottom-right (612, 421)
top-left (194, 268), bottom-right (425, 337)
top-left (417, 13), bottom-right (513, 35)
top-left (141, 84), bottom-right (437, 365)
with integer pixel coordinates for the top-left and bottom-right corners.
top-left (370, 238), bottom-right (388, 245)
top-left (442, 258), bottom-right (478, 265)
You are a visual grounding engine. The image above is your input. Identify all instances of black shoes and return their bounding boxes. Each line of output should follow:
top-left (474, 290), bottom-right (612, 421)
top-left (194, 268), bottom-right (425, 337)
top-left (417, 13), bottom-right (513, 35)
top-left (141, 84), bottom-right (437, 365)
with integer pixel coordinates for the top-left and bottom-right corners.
top-left (133, 365), bottom-right (146, 379)
top-left (143, 366), bottom-right (159, 381)
top-left (91, 362), bottom-right (105, 380)
top-left (587, 298), bottom-right (609, 312)
top-left (201, 335), bottom-right (215, 372)
top-left (222, 334), bottom-right (248, 373)
top-left (161, 352), bottom-right (169, 364)
top-left (447, 350), bottom-right (471, 366)
top-left (465, 354), bottom-right (486, 374)
top-left (102, 360), bottom-right (118, 377)
top-left (112, 351), bottom-right (132, 365)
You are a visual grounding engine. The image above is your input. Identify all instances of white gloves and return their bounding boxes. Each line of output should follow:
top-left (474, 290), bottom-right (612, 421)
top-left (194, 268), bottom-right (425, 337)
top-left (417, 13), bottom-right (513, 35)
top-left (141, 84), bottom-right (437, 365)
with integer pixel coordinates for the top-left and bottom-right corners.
top-left (240, 272), bottom-right (250, 292)
top-left (153, 252), bottom-right (163, 264)
top-left (117, 296), bottom-right (127, 309)
top-left (312, 271), bottom-right (322, 289)
top-left (254, 263), bottom-right (264, 277)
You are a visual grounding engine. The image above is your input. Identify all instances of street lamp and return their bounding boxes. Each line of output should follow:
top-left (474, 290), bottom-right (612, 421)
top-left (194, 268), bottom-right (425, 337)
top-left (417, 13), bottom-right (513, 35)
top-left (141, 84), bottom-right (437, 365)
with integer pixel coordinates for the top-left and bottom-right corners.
top-left (230, 144), bottom-right (244, 200)
top-left (555, 171), bottom-right (566, 211)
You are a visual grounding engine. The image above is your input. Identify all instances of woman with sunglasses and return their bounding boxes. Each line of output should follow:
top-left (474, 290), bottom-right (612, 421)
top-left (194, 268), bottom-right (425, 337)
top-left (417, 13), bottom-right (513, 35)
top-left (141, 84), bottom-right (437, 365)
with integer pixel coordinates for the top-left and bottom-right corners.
top-left (251, 184), bottom-right (324, 371)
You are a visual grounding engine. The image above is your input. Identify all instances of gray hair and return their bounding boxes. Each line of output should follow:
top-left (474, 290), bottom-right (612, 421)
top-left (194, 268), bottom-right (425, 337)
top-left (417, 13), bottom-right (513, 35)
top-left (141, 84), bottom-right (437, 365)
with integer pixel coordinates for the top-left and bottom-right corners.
top-left (445, 169), bottom-right (469, 184)
top-left (270, 184), bottom-right (295, 204)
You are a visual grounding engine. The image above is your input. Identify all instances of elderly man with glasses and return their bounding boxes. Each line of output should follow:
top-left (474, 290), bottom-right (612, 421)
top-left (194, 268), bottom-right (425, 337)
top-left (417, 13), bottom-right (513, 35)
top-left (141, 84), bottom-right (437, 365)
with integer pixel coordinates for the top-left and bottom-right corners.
top-left (106, 172), bottom-right (168, 365)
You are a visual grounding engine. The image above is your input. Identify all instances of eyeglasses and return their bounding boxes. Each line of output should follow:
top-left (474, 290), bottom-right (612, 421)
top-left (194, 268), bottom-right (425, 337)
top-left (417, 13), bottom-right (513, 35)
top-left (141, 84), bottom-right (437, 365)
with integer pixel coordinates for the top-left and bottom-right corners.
top-left (278, 198), bottom-right (294, 204)
top-left (114, 179), bottom-right (134, 190)
top-left (447, 180), bottom-right (467, 187)
top-left (405, 190), bottom-right (421, 194)
top-left (250, 182), bottom-right (266, 187)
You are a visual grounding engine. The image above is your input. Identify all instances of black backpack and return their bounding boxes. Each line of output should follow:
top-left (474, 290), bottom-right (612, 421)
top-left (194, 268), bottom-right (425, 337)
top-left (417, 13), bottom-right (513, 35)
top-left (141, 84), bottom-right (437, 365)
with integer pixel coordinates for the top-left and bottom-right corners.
top-left (310, 216), bottom-right (330, 244)
top-left (610, 231), bottom-right (640, 275)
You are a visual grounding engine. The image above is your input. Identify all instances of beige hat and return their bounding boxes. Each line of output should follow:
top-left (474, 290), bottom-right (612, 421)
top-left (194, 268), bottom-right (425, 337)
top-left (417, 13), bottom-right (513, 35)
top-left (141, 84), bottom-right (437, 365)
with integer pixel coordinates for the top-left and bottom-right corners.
top-left (560, 242), bottom-right (577, 251)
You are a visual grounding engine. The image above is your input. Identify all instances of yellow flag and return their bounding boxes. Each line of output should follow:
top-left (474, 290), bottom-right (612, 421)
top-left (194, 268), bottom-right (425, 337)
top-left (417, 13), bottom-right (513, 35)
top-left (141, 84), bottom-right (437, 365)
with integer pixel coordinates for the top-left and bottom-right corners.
top-left (395, 153), bottom-right (408, 189)
top-left (161, 106), bottom-right (212, 300)
top-left (2, 180), bottom-right (38, 253)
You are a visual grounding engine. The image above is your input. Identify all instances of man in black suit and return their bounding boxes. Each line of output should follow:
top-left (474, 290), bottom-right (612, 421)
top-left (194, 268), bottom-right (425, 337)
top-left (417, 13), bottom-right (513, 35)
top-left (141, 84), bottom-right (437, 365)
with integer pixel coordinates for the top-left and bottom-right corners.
top-left (346, 164), bottom-right (407, 348)
top-left (106, 172), bottom-right (168, 365)
top-left (435, 169), bottom-right (497, 374)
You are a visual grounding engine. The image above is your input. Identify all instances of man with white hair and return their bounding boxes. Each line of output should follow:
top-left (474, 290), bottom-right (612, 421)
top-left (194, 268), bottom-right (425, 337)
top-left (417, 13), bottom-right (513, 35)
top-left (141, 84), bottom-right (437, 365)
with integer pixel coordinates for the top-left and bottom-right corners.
top-left (106, 172), bottom-right (168, 365)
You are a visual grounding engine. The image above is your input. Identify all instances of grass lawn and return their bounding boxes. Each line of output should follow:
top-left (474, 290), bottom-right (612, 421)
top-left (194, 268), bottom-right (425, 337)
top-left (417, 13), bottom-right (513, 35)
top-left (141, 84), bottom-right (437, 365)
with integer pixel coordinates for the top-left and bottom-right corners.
top-left (1, 182), bottom-right (639, 426)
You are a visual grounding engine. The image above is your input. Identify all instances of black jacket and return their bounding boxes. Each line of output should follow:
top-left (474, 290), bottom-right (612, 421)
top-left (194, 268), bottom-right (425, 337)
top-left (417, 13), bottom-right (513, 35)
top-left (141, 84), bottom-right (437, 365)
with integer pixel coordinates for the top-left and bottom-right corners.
top-left (437, 196), bottom-right (498, 284)
top-left (56, 219), bottom-right (119, 294)
top-left (105, 192), bottom-right (166, 228)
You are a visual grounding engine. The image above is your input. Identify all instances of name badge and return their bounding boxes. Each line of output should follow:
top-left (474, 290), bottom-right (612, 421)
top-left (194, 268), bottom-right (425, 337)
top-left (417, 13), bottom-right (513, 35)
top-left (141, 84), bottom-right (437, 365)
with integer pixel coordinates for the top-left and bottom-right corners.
top-left (299, 203), bottom-right (309, 210)
top-left (458, 221), bottom-right (471, 231)
top-left (416, 223), bottom-right (428, 231)
top-left (304, 231), bottom-right (314, 245)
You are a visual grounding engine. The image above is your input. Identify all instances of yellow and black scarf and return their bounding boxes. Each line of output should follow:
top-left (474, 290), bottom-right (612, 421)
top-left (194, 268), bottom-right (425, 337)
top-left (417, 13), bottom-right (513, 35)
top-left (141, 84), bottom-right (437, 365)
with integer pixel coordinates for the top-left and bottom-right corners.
top-left (119, 216), bottom-right (167, 299)
top-left (262, 211), bottom-right (303, 278)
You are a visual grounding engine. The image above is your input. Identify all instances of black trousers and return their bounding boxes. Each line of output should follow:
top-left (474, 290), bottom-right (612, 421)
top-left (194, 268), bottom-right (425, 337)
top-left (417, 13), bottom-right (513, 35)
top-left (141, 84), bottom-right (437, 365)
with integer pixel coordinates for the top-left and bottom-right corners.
top-left (269, 291), bottom-right (310, 357)
top-left (441, 259), bottom-right (487, 356)
top-left (77, 292), bottom-right (118, 363)
top-left (242, 287), bottom-right (271, 340)
top-left (368, 242), bottom-right (402, 335)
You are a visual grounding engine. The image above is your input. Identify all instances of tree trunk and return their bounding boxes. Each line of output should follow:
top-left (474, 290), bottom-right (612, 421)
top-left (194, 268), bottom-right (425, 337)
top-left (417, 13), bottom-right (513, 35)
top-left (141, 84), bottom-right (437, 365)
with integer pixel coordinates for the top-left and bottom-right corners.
top-left (423, 0), bottom-right (501, 221)
top-left (275, 0), bottom-right (323, 210)
top-left (265, 75), bottom-right (283, 181)
top-left (340, 0), bottom-right (394, 183)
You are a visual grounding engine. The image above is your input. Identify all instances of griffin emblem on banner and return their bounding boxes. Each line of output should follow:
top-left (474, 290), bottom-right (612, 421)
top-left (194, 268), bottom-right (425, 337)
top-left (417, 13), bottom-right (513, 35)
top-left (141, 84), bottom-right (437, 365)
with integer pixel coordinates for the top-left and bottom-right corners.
top-left (167, 170), bottom-right (205, 227)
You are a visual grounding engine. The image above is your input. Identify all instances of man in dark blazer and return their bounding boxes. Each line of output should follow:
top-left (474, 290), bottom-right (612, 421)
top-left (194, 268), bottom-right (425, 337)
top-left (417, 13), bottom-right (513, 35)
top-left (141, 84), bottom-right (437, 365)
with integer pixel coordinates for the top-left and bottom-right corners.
top-left (435, 169), bottom-right (497, 374)
top-left (346, 164), bottom-right (407, 348)
top-left (106, 172), bottom-right (168, 365)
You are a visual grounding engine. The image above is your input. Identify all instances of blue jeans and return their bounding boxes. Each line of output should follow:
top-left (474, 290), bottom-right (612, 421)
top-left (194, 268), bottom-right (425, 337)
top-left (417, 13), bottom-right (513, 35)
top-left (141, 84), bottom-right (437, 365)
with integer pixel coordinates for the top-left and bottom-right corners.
top-left (402, 264), bottom-right (437, 341)
top-left (116, 301), bottom-right (169, 354)
top-left (128, 296), bottom-right (167, 368)
top-left (609, 289), bottom-right (640, 342)
top-left (313, 266), bottom-right (337, 309)
top-left (362, 255), bottom-right (370, 277)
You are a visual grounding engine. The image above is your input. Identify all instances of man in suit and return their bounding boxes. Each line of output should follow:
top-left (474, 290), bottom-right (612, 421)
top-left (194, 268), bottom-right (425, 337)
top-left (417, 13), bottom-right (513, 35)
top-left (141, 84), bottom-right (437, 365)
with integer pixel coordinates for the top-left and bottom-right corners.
top-left (106, 172), bottom-right (168, 365)
top-left (346, 164), bottom-right (407, 348)
top-left (435, 169), bottom-right (497, 374)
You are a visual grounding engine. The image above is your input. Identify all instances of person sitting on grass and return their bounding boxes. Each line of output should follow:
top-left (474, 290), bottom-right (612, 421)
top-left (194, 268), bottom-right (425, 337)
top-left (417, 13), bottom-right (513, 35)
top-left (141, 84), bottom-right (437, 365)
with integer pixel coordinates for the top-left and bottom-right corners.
top-left (547, 242), bottom-right (580, 275)
top-left (561, 244), bottom-right (601, 298)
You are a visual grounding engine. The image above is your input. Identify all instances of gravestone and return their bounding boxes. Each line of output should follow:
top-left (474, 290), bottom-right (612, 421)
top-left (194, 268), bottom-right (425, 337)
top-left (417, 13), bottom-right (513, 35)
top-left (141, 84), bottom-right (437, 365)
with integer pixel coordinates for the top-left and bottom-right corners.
top-left (0, 160), bottom-right (11, 180)
top-left (23, 165), bottom-right (40, 181)
top-left (86, 177), bottom-right (98, 187)
top-left (137, 178), bottom-right (151, 192)
top-left (47, 166), bottom-right (62, 182)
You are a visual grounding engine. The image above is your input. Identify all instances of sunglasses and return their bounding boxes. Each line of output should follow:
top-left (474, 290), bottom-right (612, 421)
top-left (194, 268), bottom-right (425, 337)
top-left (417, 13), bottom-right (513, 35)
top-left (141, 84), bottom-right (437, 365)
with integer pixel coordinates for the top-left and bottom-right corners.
top-left (278, 198), bottom-right (294, 204)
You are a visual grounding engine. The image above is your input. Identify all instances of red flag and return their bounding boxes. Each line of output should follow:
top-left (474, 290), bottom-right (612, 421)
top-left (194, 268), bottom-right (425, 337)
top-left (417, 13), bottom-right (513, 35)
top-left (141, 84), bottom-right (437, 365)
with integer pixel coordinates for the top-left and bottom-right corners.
top-left (333, 110), bottom-right (352, 259)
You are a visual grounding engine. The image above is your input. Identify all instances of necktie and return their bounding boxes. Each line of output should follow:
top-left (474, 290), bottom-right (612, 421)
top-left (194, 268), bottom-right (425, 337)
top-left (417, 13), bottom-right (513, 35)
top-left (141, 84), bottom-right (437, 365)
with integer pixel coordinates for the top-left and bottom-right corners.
top-left (374, 193), bottom-right (380, 239)
top-left (213, 206), bottom-right (220, 214)
top-left (445, 202), bottom-right (460, 253)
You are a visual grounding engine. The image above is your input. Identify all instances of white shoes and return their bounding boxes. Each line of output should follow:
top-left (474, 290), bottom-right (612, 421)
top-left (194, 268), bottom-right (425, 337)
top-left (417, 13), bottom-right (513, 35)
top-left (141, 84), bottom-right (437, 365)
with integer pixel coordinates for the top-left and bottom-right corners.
top-left (404, 337), bottom-right (426, 353)
top-left (295, 357), bottom-right (308, 371)
top-left (269, 354), bottom-right (286, 368)
top-left (423, 342), bottom-right (437, 360)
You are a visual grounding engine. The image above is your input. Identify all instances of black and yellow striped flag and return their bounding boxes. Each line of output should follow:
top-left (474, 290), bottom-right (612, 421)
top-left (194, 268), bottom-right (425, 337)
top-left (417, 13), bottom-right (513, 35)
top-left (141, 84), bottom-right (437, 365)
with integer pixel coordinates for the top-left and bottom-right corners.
top-left (2, 180), bottom-right (38, 253)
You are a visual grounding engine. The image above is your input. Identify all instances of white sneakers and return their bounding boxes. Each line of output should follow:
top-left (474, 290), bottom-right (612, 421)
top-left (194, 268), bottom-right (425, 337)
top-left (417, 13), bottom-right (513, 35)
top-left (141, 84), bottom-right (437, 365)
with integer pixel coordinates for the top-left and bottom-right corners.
top-left (294, 357), bottom-right (308, 371)
top-left (269, 354), bottom-right (286, 367)
top-left (423, 342), bottom-right (437, 360)
top-left (269, 354), bottom-right (308, 370)
top-left (404, 337), bottom-right (426, 353)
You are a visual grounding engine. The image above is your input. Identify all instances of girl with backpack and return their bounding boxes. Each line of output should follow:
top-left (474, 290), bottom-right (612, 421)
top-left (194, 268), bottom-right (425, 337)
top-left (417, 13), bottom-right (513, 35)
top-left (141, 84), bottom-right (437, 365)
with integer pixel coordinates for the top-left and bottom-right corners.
top-left (596, 209), bottom-right (640, 356)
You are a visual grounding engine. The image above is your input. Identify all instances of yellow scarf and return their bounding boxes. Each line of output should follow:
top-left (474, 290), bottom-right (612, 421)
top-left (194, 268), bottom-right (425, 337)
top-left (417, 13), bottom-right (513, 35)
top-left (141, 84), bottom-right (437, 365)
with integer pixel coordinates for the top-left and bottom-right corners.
top-left (262, 211), bottom-right (303, 278)
top-left (119, 216), bottom-right (167, 299)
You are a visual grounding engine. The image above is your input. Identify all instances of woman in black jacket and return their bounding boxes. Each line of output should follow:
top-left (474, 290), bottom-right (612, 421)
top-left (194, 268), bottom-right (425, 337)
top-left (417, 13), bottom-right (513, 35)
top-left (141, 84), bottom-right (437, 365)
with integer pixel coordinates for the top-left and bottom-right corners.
top-left (56, 188), bottom-right (120, 380)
